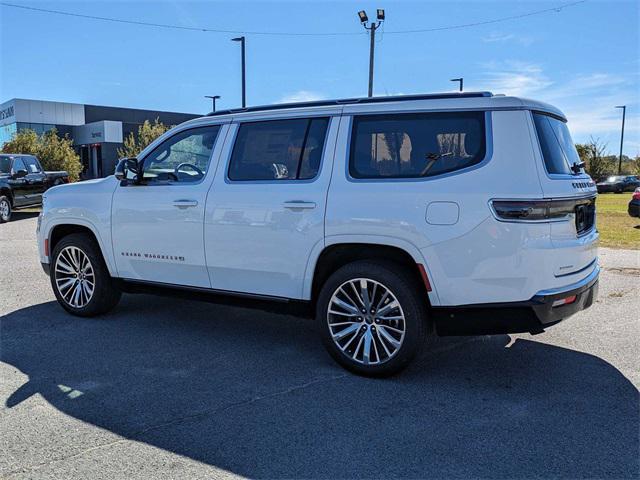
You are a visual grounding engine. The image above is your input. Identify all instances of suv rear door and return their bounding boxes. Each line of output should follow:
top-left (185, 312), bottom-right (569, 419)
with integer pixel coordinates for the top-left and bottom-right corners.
top-left (205, 111), bottom-right (340, 299)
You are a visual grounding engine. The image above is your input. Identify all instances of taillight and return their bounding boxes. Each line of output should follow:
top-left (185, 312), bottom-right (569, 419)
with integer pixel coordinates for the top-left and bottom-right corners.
top-left (491, 197), bottom-right (596, 235)
top-left (491, 200), bottom-right (575, 221)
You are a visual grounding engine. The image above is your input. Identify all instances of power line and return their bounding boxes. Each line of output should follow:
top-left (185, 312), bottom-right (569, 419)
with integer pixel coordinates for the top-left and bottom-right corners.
top-left (384, 1), bottom-right (587, 34)
top-left (0, 1), bottom-right (586, 37)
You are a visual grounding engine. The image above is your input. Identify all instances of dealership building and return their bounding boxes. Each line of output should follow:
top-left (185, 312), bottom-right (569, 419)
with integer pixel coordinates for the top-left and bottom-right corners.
top-left (0, 98), bottom-right (199, 179)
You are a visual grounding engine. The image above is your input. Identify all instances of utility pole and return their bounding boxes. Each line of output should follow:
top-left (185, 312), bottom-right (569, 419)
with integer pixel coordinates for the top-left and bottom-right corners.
top-left (450, 78), bottom-right (463, 92)
top-left (232, 36), bottom-right (246, 108)
top-left (358, 9), bottom-right (385, 97)
top-left (205, 95), bottom-right (220, 112)
top-left (615, 105), bottom-right (626, 174)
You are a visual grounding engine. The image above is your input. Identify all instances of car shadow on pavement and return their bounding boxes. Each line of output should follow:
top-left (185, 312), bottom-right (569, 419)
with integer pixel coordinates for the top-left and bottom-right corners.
top-left (6, 211), bottom-right (40, 222)
top-left (2, 295), bottom-right (638, 479)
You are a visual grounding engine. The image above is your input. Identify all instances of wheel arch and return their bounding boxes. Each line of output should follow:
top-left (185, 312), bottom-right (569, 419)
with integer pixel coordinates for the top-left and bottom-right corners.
top-left (305, 236), bottom-right (439, 308)
top-left (47, 220), bottom-right (116, 276)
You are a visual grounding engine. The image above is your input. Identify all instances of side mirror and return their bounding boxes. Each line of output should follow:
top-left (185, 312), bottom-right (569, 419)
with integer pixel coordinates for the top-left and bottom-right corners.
top-left (114, 157), bottom-right (139, 183)
top-left (13, 169), bottom-right (28, 179)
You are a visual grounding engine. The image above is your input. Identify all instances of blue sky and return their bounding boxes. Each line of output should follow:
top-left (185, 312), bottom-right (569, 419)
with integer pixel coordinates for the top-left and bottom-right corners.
top-left (1, 0), bottom-right (638, 156)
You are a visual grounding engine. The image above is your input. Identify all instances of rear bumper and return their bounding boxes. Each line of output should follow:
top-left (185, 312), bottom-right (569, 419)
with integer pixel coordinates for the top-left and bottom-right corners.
top-left (432, 266), bottom-right (599, 336)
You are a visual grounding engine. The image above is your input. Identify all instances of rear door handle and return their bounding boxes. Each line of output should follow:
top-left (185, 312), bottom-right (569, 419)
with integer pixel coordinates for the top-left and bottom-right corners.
top-left (282, 201), bottom-right (317, 210)
top-left (173, 199), bottom-right (198, 209)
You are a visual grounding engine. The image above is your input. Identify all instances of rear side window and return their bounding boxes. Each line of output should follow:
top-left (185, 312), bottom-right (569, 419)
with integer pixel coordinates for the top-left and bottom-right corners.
top-left (229, 117), bottom-right (330, 181)
top-left (23, 156), bottom-right (42, 173)
top-left (532, 112), bottom-right (581, 175)
top-left (349, 111), bottom-right (486, 179)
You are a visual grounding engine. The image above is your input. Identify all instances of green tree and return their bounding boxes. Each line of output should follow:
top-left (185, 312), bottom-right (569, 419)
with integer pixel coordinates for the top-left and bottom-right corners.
top-left (576, 137), bottom-right (614, 180)
top-left (117, 118), bottom-right (170, 158)
top-left (2, 128), bottom-right (82, 182)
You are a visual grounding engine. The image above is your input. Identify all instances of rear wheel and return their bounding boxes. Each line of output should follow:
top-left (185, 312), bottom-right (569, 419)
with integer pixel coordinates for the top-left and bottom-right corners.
top-left (317, 261), bottom-right (428, 377)
top-left (50, 233), bottom-right (121, 316)
top-left (0, 196), bottom-right (11, 223)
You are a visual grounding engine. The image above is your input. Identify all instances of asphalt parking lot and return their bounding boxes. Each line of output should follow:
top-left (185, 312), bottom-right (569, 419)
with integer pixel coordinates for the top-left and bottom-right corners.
top-left (1, 212), bottom-right (639, 479)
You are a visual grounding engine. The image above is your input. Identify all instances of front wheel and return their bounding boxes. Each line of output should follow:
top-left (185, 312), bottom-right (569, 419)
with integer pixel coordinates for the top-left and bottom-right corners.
top-left (316, 261), bottom-right (428, 377)
top-left (50, 233), bottom-right (121, 317)
top-left (0, 196), bottom-right (11, 223)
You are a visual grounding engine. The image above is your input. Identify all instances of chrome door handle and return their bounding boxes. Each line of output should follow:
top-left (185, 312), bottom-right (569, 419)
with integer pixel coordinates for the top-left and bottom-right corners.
top-left (282, 201), bottom-right (317, 210)
top-left (173, 199), bottom-right (198, 209)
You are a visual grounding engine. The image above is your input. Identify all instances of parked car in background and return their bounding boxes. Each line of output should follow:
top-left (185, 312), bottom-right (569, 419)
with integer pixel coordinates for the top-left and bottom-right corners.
top-left (628, 188), bottom-right (640, 218)
top-left (36, 92), bottom-right (599, 376)
top-left (0, 154), bottom-right (69, 223)
top-left (596, 175), bottom-right (640, 193)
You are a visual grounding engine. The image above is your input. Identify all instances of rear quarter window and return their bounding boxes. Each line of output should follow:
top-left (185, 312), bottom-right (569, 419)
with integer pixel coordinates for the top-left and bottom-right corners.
top-left (532, 112), bottom-right (581, 175)
top-left (349, 111), bottom-right (486, 179)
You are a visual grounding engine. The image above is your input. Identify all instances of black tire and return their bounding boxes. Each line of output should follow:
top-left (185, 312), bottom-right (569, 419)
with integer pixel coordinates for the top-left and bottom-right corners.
top-left (50, 233), bottom-right (121, 317)
top-left (615, 187), bottom-right (623, 194)
top-left (316, 260), bottom-right (428, 377)
top-left (0, 196), bottom-right (11, 223)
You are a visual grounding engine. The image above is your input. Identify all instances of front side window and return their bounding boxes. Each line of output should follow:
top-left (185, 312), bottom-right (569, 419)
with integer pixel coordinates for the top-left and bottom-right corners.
top-left (532, 112), bottom-right (581, 175)
top-left (141, 125), bottom-right (221, 183)
top-left (12, 157), bottom-right (27, 173)
top-left (228, 117), bottom-right (330, 181)
top-left (22, 156), bottom-right (42, 173)
top-left (349, 111), bottom-right (486, 179)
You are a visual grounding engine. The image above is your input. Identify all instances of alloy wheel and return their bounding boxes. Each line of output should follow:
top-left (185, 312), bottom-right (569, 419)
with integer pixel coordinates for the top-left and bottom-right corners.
top-left (54, 246), bottom-right (95, 308)
top-left (0, 199), bottom-right (9, 220)
top-left (327, 278), bottom-right (406, 365)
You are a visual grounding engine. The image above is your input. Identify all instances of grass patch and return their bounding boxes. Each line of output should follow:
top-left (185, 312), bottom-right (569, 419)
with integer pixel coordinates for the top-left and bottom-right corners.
top-left (596, 193), bottom-right (640, 249)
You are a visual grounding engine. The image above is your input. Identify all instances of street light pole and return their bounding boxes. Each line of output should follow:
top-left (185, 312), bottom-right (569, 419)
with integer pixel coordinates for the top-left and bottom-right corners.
top-left (205, 95), bottom-right (220, 112)
top-left (232, 36), bottom-right (246, 108)
top-left (358, 10), bottom-right (385, 98)
top-left (615, 105), bottom-right (626, 174)
top-left (450, 78), bottom-right (463, 92)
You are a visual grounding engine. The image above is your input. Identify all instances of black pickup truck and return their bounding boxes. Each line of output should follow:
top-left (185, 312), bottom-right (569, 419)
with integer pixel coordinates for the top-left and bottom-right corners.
top-left (0, 154), bottom-right (69, 223)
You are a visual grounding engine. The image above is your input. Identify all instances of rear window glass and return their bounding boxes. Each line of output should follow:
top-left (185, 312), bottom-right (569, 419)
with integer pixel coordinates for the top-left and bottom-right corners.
top-left (229, 118), bottom-right (329, 181)
top-left (349, 111), bottom-right (486, 179)
top-left (532, 112), bottom-right (581, 175)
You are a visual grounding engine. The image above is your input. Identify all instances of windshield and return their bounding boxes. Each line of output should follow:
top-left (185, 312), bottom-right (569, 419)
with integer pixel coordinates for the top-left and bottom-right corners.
top-left (606, 176), bottom-right (624, 182)
top-left (0, 156), bottom-right (11, 174)
top-left (532, 112), bottom-right (582, 175)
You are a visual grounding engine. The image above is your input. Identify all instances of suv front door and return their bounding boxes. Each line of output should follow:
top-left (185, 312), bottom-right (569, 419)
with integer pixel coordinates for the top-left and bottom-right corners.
top-left (111, 124), bottom-right (227, 288)
top-left (205, 114), bottom-right (339, 299)
top-left (9, 157), bottom-right (29, 207)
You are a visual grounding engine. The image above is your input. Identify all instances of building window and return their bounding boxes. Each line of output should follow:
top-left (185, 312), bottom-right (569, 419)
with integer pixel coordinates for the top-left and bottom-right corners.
top-left (0, 123), bottom-right (17, 147)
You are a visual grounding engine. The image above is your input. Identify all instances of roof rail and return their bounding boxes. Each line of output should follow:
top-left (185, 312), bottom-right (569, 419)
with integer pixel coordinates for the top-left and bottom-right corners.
top-left (205, 91), bottom-right (493, 117)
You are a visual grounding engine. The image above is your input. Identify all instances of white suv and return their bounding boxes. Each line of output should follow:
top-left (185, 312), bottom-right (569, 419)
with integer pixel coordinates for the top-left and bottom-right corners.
top-left (37, 92), bottom-right (599, 376)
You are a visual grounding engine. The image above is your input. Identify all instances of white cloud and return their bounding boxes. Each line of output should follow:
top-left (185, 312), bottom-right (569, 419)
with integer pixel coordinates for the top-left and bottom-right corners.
top-left (467, 61), bottom-right (639, 155)
top-left (481, 32), bottom-right (534, 46)
top-left (472, 60), bottom-right (553, 97)
top-left (278, 90), bottom-right (325, 104)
